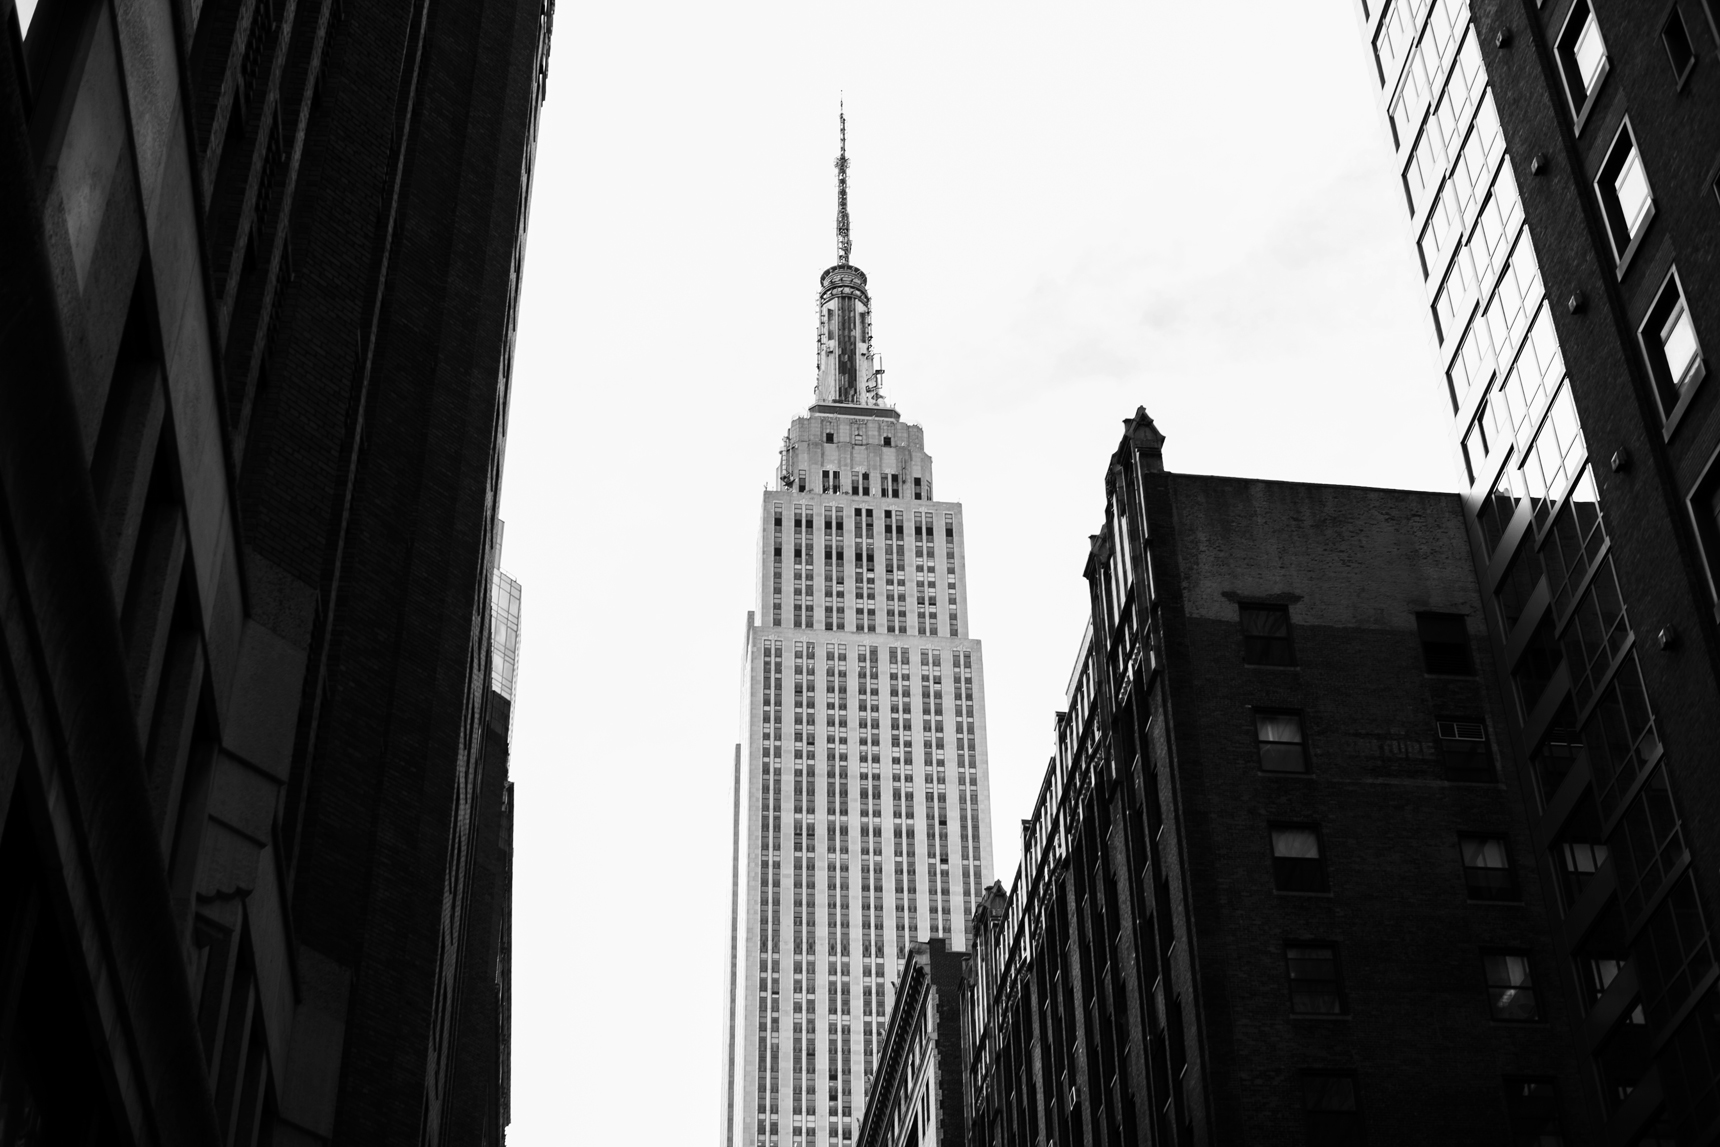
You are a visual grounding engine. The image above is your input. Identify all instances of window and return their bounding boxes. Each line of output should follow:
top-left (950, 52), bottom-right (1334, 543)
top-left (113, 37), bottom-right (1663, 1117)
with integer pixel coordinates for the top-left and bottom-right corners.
top-left (1437, 719), bottom-right (1494, 782)
top-left (1639, 268), bottom-right (1705, 424)
top-left (1663, 8), bottom-right (1697, 87)
top-left (1416, 612), bottom-right (1474, 674)
top-left (1240, 604), bottom-right (1295, 666)
top-left (1301, 1072), bottom-right (1363, 1146)
top-left (1286, 944), bottom-right (1344, 1014)
top-left (1256, 711), bottom-right (1308, 774)
top-left (1271, 825), bottom-right (1329, 893)
top-left (1460, 836), bottom-right (1520, 901)
top-left (1502, 1078), bottom-right (1564, 1146)
top-left (1596, 122), bottom-right (1653, 265)
top-left (1583, 957), bottom-right (1646, 1023)
top-left (1559, 841), bottom-right (1608, 905)
top-left (1556, 1), bottom-right (1608, 126)
top-left (1690, 445), bottom-right (1720, 607)
top-left (1483, 951), bottom-right (1540, 1021)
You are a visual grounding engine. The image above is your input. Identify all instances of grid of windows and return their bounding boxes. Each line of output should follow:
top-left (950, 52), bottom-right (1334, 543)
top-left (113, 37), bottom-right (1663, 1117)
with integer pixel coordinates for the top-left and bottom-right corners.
top-left (1367, 0), bottom-right (1720, 1128)
top-left (746, 419), bottom-right (989, 1147)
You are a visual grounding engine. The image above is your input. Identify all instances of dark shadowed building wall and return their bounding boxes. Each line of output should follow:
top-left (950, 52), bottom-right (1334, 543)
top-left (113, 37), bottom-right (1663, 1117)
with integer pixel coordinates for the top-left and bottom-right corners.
top-left (0, 0), bottom-right (549, 1142)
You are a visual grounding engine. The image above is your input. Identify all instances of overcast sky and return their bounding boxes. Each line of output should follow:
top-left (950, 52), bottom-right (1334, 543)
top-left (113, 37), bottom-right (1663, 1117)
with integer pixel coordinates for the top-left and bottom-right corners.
top-left (496, 2), bottom-right (1454, 1141)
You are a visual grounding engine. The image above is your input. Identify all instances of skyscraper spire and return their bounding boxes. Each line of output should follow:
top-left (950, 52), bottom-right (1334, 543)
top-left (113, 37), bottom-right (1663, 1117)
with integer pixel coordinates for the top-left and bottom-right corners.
top-left (835, 102), bottom-right (851, 266)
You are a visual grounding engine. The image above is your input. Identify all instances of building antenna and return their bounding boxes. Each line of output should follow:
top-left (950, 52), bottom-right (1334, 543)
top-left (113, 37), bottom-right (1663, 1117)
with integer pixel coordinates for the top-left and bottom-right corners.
top-left (835, 99), bottom-right (851, 266)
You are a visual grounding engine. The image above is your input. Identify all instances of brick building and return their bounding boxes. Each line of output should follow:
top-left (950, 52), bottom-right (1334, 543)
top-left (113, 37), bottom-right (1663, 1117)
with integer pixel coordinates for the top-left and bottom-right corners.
top-left (0, 0), bottom-right (547, 1142)
top-left (856, 940), bottom-right (969, 1147)
top-left (1356, 0), bottom-right (1720, 1135)
top-left (963, 411), bottom-right (1587, 1145)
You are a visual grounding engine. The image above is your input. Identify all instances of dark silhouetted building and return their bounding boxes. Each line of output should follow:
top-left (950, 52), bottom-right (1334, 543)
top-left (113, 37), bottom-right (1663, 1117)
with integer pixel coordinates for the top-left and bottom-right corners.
top-left (0, 0), bottom-right (548, 1142)
top-left (857, 939), bottom-right (969, 1147)
top-left (1357, 0), bottom-right (1720, 1136)
top-left (963, 412), bottom-right (1586, 1145)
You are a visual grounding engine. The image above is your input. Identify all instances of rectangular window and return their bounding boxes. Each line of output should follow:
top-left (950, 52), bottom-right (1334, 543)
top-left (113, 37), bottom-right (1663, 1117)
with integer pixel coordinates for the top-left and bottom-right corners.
top-left (1416, 612), bottom-right (1475, 674)
top-left (1502, 1078), bottom-right (1563, 1146)
top-left (1559, 841), bottom-right (1609, 905)
top-left (1301, 1072), bottom-right (1363, 1147)
top-left (1286, 944), bottom-right (1344, 1014)
top-left (1460, 835), bottom-right (1520, 901)
top-left (1640, 268), bottom-right (1705, 425)
top-left (1240, 603), bottom-right (1295, 666)
top-left (1663, 8), bottom-right (1697, 87)
top-left (1256, 711), bottom-right (1308, 774)
top-left (1271, 825), bottom-right (1329, 893)
top-left (1556, 0), bottom-right (1608, 126)
top-left (1596, 121), bottom-right (1653, 265)
top-left (1483, 951), bottom-right (1540, 1021)
top-left (1437, 719), bottom-right (1495, 782)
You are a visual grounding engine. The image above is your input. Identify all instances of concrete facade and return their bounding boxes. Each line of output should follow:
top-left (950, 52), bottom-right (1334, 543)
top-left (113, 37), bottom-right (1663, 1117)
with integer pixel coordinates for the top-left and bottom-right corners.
top-left (0, 0), bottom-right (547, 1143)
top-left (965, 412), bottom-right (1584, 1145)
top-left (1356, 1), bottom-right (1720, 1136)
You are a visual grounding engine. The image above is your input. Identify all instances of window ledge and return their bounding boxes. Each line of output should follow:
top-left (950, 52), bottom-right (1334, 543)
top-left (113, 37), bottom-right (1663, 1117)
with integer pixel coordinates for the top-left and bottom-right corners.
top-left (1662, 359), bottom-right (1707, 443)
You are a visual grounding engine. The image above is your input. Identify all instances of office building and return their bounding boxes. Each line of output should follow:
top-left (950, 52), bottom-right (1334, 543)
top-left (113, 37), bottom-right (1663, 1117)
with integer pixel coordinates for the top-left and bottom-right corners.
top-left (0, 0), bottom-right (548, 1143)
top-left (1357, 0), bottom-right (1720, 1135)
top-left (855, 939), bottom-right (969, 1147)
top-left (722, 116), bottom-right (996, 1147)
top-left (964, 411), bottom-right (1581, 1144)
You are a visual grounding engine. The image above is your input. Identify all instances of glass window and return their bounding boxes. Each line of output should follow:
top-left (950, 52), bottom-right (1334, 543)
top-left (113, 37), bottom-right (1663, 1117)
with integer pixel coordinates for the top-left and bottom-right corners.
top-left (1271, 826), bottom-right (1329, 893)
top-left (1663, 9), bottom-right (1697, 85)
top-left (1301, 1072), bottom-right (1363, 1147)
top-left (1240, 604), bottom-right (1295, 666)
top-left (1596, 123), bottom-right (1653, 262)
top-left (1256, 712), bottom-right (1308, 774)
top-left (1438, 719), bottom-right (1495, 782)
top-left (1483, 951), bottom-right (1540, 1021)
top-left (1639, 269), bottom-right (1705, 423)
top-left (1416, 612), bottom-right (1475, 674)
top-left (1502, 1078), bottom-right (1565, 1146)
top-left (1461, 835), bottom-right (1520, 901)
top-left (1556, 1), bottom-right (1608, 121)
top-left (1286, 944), bottom-right (1344, 1014)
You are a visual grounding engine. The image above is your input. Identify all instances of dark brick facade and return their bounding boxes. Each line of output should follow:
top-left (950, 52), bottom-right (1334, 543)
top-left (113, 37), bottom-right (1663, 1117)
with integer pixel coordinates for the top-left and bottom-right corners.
top-left (0, 0), bottom-right (545, 1142)
top-left (858, 939), bottom-right (969, 1147)
top-left (1357, 0), bottom-right (1720, 1137)
top-left (964, 412), bottom-right (1590, 1145)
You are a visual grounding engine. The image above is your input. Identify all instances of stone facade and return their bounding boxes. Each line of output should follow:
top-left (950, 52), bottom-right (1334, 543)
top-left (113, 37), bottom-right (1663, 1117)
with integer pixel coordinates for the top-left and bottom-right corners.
top-left (856, 939), bottom-right (969, 1147)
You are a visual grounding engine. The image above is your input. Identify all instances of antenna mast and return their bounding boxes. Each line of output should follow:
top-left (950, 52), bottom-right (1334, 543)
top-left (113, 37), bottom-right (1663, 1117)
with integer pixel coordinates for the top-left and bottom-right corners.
top-left (835, 102), bottom-right (851, 266)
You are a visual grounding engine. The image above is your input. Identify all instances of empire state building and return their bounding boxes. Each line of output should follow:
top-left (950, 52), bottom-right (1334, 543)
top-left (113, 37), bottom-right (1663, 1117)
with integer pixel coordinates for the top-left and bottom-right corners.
top-left (722, 117), bottom-right (996, 1147)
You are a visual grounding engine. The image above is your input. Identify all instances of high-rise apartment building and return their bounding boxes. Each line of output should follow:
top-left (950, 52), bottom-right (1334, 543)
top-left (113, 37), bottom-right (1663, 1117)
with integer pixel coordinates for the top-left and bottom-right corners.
top-left (960, 412), bottom-right (1578, 1146)
top-left (722, 119), bottom-right (995, 1147)
top-left (1357, 1), bottom-right (1720, 1136)
top-left (0, 0), bottom-right (548, 1142)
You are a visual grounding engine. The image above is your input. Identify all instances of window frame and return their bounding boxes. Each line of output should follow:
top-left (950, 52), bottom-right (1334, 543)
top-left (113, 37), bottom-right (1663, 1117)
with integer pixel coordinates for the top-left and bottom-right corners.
top-left (1481, 949), bottom-right (1542, 1022)
top-left (1239, 602), bottom-right (1297, 667)
top-left (1416, 611), bottom-right (1477, 675)
top-left (1285, 941), bottom-right (1347, 1016)
top-left (1595, 118), bottom-right (1655, 274)
top-left (1459, 834), bottom-right (1521, 902)
top-left (1686, 440), bottom-right (1720, 611)
top-left (1300, 1070), bottom-right (1364, 1146)
top-left (1638, 265), bottom-right (1707, 436)
top-left (1662, 5), bottom-right (1698, 89)
top-left (1254, 709), bottom-right (1310, 775)
top-left (1436, 716), bottom-right (1496, 782)
top-left (1269, 823), bottom-right (1331, 895)
top-left (1556, 0), bottom-right (1610, 134)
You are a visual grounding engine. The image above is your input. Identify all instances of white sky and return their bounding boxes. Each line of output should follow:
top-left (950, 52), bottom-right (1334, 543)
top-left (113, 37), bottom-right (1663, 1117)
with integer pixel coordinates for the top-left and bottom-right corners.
top-left (497, 2), bottom-right (1457, 1141)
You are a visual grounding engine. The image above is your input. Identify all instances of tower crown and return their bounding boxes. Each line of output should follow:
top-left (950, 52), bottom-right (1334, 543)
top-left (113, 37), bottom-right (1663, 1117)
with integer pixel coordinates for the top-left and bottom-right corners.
top-left (816, 106), bottom-right (886, 407)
